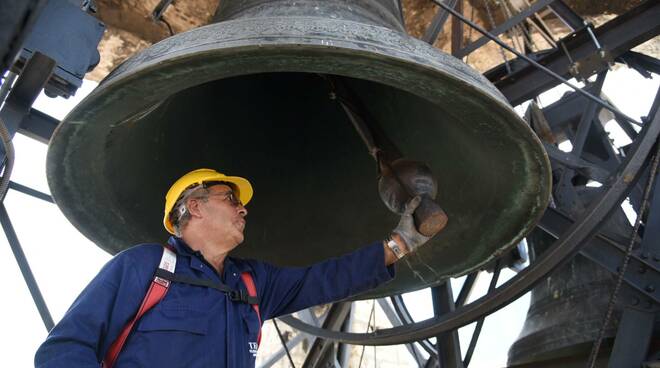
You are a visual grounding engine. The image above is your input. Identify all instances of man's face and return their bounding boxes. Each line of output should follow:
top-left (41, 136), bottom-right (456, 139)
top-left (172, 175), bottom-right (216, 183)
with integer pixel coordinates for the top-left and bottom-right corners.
top-left (192, 184), bottom-right (248, 246)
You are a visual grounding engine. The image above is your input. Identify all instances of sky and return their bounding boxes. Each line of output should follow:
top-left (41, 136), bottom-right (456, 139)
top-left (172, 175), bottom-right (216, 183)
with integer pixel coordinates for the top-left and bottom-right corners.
top-left (1, 67), bottom-right (658, 367)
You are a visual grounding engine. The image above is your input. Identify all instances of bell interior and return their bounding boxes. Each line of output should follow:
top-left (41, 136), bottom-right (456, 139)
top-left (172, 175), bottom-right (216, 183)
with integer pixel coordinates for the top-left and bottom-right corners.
top-left (99, 71), bottom-right (539, 298)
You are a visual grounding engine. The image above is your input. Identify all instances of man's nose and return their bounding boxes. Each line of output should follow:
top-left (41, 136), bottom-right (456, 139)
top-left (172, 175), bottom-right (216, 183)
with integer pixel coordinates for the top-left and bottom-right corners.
top-left (237, 205), bottom-right (247, 217)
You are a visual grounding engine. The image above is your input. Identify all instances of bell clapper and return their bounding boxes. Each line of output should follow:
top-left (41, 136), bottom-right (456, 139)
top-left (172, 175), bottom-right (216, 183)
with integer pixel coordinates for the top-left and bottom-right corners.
top-left (322, 74), bottom-right (448, 237)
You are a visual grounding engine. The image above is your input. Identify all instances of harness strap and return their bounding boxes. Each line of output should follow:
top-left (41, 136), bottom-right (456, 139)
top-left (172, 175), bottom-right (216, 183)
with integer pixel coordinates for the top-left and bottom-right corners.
top-left (241, 272), bottom-right (262, 345)
top-left (102, 246), bottom-right (176, 368)
top-left (103, 245), bottom-right (262, 366)
top-left (154, 269), bottom-right (260, 305)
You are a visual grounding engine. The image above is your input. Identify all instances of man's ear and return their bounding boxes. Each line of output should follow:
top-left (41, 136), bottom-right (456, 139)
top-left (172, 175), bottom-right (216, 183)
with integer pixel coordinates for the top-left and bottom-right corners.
top-left (186, 198), bottom-right (204, 218)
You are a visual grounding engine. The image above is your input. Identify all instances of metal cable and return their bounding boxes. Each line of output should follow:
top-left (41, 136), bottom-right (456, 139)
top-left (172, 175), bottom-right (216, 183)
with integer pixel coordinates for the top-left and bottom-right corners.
top-left (586, 141), bottom-right (660, 367)
top-left (358, 300), bottom-right (377, 368)
top-left (432, 0), bottom-right (644, 127)
top-left (273, 319), bottom-right (297, 368)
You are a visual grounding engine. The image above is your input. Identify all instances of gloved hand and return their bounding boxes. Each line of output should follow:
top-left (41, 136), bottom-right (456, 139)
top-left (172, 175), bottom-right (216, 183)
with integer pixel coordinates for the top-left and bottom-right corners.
top-left (392, 196), bottom-right (432, 254)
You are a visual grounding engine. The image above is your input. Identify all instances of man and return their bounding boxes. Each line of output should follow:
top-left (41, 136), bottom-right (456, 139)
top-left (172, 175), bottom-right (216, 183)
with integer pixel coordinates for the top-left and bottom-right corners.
top-left (35, 168), bottom-right (433, 367)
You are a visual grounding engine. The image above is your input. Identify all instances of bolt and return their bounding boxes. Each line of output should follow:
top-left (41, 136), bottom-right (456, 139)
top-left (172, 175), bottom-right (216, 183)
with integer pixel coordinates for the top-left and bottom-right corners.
top-left (639, 266), bottom-right (647, 274)
top-left (646, 284), bottom-right (655, 293)
top-left (631, 297), bottom-right (640, 306)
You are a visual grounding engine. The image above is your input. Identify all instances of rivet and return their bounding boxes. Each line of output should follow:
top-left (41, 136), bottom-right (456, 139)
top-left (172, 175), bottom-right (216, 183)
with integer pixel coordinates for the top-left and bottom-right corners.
top-left (639, 266), bottom-right (647, 274)
top-left (645, 284), bottom-right (655, 292)
top-left (631, 297), bottom-right (640, 306)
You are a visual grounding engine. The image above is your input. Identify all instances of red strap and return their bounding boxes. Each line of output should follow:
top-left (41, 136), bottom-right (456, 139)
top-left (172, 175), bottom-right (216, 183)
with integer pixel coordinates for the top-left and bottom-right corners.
top-left (240, 272), bottom-right (262, 346)
top-left (102, 280), bottom-right (169, 368)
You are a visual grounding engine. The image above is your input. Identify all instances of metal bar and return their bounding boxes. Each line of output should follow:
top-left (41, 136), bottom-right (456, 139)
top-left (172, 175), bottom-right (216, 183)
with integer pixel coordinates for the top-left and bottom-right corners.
top-left (259, 330), bottom-right (307, 368)
top-left (432, 282), bottom-right (464, 368)
top-left (273, 319), bottom-right (296, 368)
top-left (450, 0), bottom-right (463, 56)
top-left (151, 0), bottom-right (174, 21)
top-left (454, 0), bottom-right (556, 58)
top-left (547, 0), bottom-right (583, 31)
top-left (607, 307), bottom-right (655, 367)
top-left (390, 295), bottom-right (438, 357)
top-left (454, 273), bottom-right (478, 308)
top-left (0, 203), bottom-right (53, 331)
top-left (620, 51), bottom-right (660, 76)
top-left (571, 71), bottom-right (607, 155)
top-left (376, 298), bottom-right (426, 366)
top-left (422, 0), bottom-right (458, 44)
top-left (435, 0), bottom-right (644, 126)
top-left (0, 52), bottom-right (55, 160)
top-left (543, 143), bottom-right (610, 183)
top-left (301, 302), bottom-right (351, 368)
top-left (8, 181), bottom-right (53, 203)
top-left (538, 207), bottom-right (660, 303)
top-left (277, 85), bottom-right (660, 345)
top-left (18, 108), bottom-right (59, 144)
top-left (462, 263), bottom-right (501, 367)
top-left (489, 1), bottom-right (660, 105)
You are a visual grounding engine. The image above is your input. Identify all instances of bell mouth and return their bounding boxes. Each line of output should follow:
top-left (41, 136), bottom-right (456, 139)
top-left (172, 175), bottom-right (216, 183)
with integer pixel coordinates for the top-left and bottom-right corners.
top-left (47, 17), bottom-right (550, 298)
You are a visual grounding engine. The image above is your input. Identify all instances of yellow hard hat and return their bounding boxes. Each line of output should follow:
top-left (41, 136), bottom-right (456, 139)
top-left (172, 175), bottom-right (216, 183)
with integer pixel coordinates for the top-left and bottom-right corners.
top-left (163, 168), bottom-right (253, 234)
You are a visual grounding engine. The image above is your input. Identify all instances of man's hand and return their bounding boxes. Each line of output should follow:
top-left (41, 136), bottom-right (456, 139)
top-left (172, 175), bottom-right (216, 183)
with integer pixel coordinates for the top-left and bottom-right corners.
top-left (393, 195), bottom-right (432, 252)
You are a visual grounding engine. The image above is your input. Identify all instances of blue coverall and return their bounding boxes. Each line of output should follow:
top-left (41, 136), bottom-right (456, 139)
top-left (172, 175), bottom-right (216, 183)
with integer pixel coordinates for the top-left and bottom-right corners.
top-left (35, 236), bottom-right (395, 367)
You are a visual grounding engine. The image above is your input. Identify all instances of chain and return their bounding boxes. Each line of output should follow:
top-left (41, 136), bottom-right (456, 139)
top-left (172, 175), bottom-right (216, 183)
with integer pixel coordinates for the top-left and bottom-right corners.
top-left (587, 140), bottom-right (660, 367)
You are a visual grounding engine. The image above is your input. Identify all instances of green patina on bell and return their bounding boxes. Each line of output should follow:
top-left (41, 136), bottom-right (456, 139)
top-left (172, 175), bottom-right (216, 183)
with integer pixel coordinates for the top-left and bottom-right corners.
top-left (46, 0), bottom-right (550, 298)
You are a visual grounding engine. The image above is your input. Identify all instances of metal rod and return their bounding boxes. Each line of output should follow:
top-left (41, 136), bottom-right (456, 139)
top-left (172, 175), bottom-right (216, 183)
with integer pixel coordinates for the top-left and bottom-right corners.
top-left (0, 203), bottom-right (54, 331)
top-left (423, 0), bottom-right (458, 44)
top-left (273, 319), bottom-right (296, 368)
top-left (454, 273), bottom-right (478, 308)
top-left (432, 0), bottom-right (644, 126)
top-left (9, 181), bottom-right (54, 203)
top-left (432, 282), bottom-right (464, 368)
top-left (462, 262), bottom-right (501, 367)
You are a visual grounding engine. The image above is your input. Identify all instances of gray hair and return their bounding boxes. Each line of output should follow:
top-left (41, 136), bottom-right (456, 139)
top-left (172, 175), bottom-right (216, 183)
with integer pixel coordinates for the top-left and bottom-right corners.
top-left (170, 185), bottom-right (210, 237)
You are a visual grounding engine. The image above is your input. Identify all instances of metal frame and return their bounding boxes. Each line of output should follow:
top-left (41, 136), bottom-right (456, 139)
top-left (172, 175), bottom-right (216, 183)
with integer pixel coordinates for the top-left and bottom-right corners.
top-left (2, 1), bottom-right (659, 367)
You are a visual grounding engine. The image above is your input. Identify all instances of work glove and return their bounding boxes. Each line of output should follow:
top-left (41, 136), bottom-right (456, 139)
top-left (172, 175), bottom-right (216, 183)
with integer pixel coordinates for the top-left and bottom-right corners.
top-left (392, 196), bottom-right (432, 254)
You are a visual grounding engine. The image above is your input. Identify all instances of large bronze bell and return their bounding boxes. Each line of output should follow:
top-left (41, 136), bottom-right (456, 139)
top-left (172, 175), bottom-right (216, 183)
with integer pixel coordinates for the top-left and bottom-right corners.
top-left (46, 0), bottom-right (551, 298)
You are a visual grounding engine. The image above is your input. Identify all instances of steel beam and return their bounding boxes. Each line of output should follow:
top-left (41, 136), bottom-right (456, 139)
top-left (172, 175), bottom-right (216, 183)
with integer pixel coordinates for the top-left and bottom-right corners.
top-left (607, 307), bottom-right (655, 367)
top-left (538, 207), bottom-right (660, 303)
top-left (18, 108), bottom-right (59, 144)
top-left (8, 181), bottom-right (53, 203)
top-left (454, 0), bottom-right (556, 58)
top-left (543, 143), bottom-right (610, 183)
top-left (450, 0), bottom-right (463, 56)
top-left (431, 282), bottom-right (464, 368)
top-left (547, 0), bottom-right (583, 31)
top-left (0, 203), bottom-right (53, 331)
top-left (422, 0), bottom-right (458, 44)
top-left (0, 52), bottom-right (55, 161)
top-left (489, 1), bottom-right (660, 105)
top-left (301, 302), bottom-right (351, 368)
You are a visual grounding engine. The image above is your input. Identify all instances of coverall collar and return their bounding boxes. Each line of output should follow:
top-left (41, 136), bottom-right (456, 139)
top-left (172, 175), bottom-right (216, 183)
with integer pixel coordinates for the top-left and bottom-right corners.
top-left (167, 236), bottom-right (251, 273)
